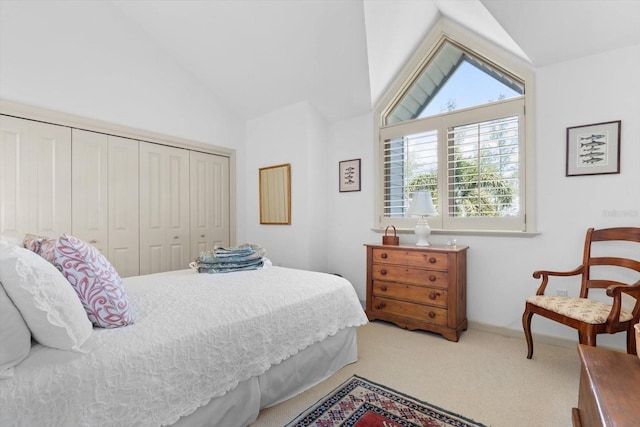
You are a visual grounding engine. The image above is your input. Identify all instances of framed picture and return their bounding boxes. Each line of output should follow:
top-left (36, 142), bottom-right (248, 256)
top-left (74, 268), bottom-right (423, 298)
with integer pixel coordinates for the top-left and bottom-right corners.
top-left (339, 159), bottom-right (361, 192)
top-left (566, 120), bottom-right (621, 176)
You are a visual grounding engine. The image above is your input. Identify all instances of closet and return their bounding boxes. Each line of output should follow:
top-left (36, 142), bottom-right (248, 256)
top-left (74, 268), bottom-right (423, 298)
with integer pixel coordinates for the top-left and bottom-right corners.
top-left (139, 141), bottom-right (190, 275)
top-left (0, 115), bottom-right (72, 241)
top-left (71, 129), bottom-right (140, 277)
top-left (0, 113), bottom-right (231, 277)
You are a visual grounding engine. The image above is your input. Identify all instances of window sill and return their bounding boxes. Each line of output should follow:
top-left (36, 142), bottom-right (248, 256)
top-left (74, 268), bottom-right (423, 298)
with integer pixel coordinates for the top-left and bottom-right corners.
top-left (372, 228), bottom-right (540, 238)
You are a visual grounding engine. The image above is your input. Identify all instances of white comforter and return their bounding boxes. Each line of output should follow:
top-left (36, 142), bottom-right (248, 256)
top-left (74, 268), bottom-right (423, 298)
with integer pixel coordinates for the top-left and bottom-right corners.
top-left (0, 267), bottom-right (368, 426)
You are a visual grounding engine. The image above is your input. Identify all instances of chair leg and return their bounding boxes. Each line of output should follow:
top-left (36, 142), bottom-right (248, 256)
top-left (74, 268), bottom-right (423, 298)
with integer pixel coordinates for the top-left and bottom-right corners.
top-left (578, 330), bottom-right (596, 347)
top-left (522, 307), bottom-right (534, 359)
top-left (628, 327), bottom-right (638, 356)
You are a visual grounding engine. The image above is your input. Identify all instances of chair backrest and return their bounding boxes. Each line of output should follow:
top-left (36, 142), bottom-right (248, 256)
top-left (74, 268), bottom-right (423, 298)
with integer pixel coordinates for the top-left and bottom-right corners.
top-left (580, 227), bottom-right (640, 298)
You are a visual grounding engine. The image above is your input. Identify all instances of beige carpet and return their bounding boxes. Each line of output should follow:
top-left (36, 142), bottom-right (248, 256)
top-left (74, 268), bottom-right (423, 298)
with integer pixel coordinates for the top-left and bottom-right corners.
top-left (252, 321), bottom-right (581, 427)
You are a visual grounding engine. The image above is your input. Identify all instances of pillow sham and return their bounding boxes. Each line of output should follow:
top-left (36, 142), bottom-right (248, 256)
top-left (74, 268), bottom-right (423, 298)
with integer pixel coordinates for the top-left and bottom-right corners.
top-left (0, 280), bottom-right (31, 379)
top-left (23, 233), bottom-right (57, 263)
top-left (0, 241), bottom-right (93, 352)
top-left (55, 234), bottom-right (135, 328)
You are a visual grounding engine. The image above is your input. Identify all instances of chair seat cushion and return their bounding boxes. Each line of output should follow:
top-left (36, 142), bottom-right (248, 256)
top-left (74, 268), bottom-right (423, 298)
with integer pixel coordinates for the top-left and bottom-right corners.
top-left (527, 295), bottom-right (633, 324)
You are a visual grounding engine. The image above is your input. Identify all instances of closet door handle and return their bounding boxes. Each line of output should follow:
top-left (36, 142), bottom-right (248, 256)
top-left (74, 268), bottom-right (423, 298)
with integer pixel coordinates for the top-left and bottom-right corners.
top-left (173, 236), bottom-right (179, 240)
top-left (89, 239), bottom-right (97, 244)
top-left (201, 234), bottom-right (205, 238)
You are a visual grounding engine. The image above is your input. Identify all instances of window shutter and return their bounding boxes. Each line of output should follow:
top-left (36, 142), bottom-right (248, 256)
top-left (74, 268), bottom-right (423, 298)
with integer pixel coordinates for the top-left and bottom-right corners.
top-left (383, 129), bottom-right (438, 218)
top-left (446, 116), bottom-right (519, 218)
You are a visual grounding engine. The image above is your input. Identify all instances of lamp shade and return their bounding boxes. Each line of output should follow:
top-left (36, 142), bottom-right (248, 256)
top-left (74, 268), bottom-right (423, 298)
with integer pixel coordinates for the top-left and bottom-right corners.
top-left (407, 191), bottom-right (437, 217)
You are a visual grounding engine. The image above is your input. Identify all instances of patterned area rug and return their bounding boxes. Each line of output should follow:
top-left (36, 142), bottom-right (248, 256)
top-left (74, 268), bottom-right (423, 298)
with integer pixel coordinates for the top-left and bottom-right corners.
top-left (286, 375), bottom-right (487, 427)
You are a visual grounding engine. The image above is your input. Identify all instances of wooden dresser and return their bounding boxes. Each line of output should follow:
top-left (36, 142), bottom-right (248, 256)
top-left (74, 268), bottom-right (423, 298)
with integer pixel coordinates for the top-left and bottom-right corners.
top-left (364, 244), bottom-right (468, 342)
top-left (572, 344), bottom-right (640, 427)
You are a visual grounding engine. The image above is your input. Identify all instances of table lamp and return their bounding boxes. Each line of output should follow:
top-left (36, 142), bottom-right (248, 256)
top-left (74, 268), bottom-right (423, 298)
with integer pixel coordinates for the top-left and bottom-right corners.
top-left (407, 190), bottom-right (437, 246)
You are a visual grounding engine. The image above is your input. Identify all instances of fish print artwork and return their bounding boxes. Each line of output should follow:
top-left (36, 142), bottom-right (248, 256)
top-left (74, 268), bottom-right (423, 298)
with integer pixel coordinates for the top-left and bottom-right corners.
top-left (577, 131), bottom-right (608, 167)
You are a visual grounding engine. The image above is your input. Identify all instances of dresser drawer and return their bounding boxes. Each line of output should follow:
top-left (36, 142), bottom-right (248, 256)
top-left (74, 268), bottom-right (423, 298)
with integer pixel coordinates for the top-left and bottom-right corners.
top-left (372, 248), bottom-right (448, 270)
top-left (370, 296), bottom-right (448, 326)
top-left (371, 264), bottom-right (449, 288)
top-left (372, 281), bottom-right (447, 308)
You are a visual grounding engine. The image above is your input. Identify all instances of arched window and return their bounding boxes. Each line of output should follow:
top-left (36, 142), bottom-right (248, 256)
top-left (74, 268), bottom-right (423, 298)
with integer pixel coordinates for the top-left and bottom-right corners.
top-left (374, 19), bottom-right (535, 233)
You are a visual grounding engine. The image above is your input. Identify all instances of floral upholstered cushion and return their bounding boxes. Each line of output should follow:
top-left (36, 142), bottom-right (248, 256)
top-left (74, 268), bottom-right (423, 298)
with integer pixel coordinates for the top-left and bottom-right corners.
top-left (54, 234), bottom-right (135, 328)
top-left (527, 295), bottom-right (633, 324)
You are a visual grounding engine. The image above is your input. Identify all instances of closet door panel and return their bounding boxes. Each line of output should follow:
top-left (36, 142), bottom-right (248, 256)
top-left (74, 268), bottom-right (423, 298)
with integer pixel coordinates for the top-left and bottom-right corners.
top-left (167, 150), bottom-right (190, 266)
top-left (108, 136), bottom-right (139, 278)
top-left (0, 119), bottom-right (21, 239)
top-left (72, 129), bottom-right (108, 253)
top-left (0, 115), bottom-right (71, 241)
top-left (190, 151), bottom-right (229, 259)
top-left (139, 142), bottom-right (190, 274)
top-left (140, 143), bottom-right (165, 274)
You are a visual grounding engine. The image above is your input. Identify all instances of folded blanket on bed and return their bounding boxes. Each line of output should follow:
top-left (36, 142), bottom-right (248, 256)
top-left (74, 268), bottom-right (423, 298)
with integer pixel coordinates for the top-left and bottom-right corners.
top-left (192, 243), bottom-right (267, 273)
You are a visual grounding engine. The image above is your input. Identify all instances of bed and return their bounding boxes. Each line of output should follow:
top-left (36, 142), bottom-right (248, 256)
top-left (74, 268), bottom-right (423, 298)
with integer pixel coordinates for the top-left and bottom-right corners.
top-left (0, 240), bottom-right (368, 427)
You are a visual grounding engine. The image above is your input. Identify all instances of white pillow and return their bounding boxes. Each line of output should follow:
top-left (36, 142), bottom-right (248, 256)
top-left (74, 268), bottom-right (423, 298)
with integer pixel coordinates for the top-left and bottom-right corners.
top-left (0, 281), bottom-right (31, 379)
top-left (0, 241), bottom-right (93, 352)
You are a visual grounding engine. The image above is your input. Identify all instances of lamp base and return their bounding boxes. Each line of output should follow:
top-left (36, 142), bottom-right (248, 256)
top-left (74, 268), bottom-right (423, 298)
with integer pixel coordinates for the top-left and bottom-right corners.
top-left (414, 217), bottom-right (432, 247)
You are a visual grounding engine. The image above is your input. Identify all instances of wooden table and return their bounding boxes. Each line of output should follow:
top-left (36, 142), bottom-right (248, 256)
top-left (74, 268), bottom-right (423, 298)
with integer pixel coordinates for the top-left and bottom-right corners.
top-left (572, 344), bottom-right (640, 427)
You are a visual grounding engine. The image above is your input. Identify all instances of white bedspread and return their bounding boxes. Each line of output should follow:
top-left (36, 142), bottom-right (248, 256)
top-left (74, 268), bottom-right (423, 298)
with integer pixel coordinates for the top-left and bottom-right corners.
top-left (0, 267), bottom-right (368, 427)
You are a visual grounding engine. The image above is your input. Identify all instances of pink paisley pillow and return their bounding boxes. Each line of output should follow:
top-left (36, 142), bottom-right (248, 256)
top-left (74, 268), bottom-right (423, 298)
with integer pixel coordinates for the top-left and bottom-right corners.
top-left (23, 233), bottom-right (57, 263)
top-left (54, 234), bottom-right (135, 328)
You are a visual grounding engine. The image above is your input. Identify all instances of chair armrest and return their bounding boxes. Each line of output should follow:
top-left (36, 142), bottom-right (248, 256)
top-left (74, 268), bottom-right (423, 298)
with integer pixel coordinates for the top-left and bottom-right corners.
top-left (532, 265), bottom-right (584, 295)
top-left (606, 279), bottom-right (640, 332)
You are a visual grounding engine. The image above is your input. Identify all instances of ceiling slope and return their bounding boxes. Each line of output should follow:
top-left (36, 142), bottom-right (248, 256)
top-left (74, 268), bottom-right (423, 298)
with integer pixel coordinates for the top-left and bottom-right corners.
top-left (111, 0), bottom-right (371, 123)
top-left (109, 0), bottom-right (640, 123)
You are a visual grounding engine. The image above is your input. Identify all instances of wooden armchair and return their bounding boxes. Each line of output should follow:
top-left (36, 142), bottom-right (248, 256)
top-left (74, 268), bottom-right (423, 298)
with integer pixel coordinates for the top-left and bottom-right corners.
top-left (522, 227), bottom-right (640, 359)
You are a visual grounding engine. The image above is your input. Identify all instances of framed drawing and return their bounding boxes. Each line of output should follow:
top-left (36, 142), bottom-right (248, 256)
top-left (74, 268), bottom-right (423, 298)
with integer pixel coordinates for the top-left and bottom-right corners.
top-left (339, 159), bottom-right (361, 192)
top-left (566, 120), bottom-right (621, 176)
top-left (259, 163), bottom-right (291, 224)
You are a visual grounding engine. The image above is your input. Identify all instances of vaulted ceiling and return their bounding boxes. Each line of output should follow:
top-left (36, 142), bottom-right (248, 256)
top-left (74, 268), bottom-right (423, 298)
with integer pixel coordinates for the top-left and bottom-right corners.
top-left (110, 0), bottom-right (640, 123)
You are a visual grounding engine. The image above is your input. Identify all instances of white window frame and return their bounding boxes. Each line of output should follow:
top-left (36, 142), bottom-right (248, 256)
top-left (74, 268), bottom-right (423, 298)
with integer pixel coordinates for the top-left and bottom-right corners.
top-left (373, 18), bottom-right (536, 234)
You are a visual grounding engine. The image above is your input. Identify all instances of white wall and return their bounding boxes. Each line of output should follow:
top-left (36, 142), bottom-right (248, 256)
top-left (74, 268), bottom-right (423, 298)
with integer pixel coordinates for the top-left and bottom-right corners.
top-left (325, 43), bottom-right (640, 350)
top-left (0, 0), bottom-right (243, 149)
top-left (243, 101), bottom-right (329, 271)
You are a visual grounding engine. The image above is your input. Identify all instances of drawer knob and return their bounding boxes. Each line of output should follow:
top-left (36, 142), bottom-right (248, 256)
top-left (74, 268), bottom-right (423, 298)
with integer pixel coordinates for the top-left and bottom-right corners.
top-left (380, 269), bottom-right (387, 275)
top-left (381, 253), bottom-right (388, 259)
top-left (429, 292), bottom-right (438, 300)
top-left (375, 302), bottom-right (386, 310)
top-left (429, 275), bottom-right (436, 282)
top-left (381, 285), bottom-right (387, 291)
top-left (428, 311), bottom-right (436, 318)
top-left (429, 257), bottom-right (437, 264)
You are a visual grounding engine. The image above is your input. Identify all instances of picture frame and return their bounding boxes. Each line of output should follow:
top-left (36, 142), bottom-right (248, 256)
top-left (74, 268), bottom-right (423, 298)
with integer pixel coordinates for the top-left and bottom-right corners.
top-left (339, 159), bottom-right (361, 192)
top-left (566, 120), bottom-right (621, 176)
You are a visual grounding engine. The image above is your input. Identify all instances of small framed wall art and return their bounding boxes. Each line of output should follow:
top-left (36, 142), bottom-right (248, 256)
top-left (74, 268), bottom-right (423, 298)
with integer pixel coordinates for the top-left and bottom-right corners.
top-left (566, 120), bottom-right (621, 176)
top-left (339, 158), bottom-right (361, 192)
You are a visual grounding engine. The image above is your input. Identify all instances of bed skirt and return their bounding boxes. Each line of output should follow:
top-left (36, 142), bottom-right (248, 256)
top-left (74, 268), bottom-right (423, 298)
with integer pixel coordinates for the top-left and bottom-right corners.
top-left (171, 326), bottom-right (358, 427)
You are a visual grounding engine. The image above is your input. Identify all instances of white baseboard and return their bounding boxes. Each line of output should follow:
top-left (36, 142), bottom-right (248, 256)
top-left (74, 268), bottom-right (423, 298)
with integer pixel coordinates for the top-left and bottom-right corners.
top-left (468, 321), bottom-right (575, 350)
top-left (468, 320), bottom-right (628, 353)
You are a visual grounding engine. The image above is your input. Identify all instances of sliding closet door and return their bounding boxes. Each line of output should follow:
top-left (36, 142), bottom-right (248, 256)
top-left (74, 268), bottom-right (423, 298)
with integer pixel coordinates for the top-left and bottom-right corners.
top-left (72, 129), bottom-right (108, 253)
top-left (0, 115), bottom-right (71, 242)
top-left (189, 151), bottom-right (230, 259)
top-left (108, 136), bottom-right (139, 278)
top-left (139, 142), bottom-right (190, 275)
